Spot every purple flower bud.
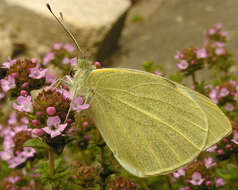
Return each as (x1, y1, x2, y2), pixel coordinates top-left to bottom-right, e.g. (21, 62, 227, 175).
(32, 119, 39, 126)
(46, 106, 56, 115)
(217, 149, 224, 155)
(179, 53, 185, 59)
(223, 138, 229, 143)
(32, 128, 44, 137)
(36, 112, 42, 117)
(205, 181, 212, 186)
(83, 121, 89, 127)
(20, 90, 27, 96)
(22, 82, 29, 89)
(94, 61, 102, 68)
(225, 144, 232, 149)
(11, 73, 18, 78)
(66, 118, 73, 123)
(31, 58, 38, 64)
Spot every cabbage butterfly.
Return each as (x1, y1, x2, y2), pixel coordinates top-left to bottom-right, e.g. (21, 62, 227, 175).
(47, 4, 231, 177)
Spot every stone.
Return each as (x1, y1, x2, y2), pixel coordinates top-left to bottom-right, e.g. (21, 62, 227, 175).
(0, 0, 131, 63)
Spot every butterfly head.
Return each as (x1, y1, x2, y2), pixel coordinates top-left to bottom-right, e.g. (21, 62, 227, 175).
(74, 58, 95, 72)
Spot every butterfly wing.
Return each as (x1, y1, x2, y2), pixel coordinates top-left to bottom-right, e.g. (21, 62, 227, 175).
(177, 84, 232, 149)
(87, 68, 208, 177)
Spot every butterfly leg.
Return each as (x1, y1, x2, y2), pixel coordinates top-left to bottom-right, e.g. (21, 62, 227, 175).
(64, 85, 79, 122)
(49, 76, 73, 90)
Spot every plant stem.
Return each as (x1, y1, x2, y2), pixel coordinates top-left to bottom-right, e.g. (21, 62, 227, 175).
(101, 146, 104, 163)
(82, 150, 88, 165)
(49, 148, 55, 190)
(191, 72, 197, 88)
(141, 180, 150, 190)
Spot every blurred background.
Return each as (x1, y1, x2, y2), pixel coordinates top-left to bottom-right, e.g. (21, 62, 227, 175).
(1, 0, 238, 74)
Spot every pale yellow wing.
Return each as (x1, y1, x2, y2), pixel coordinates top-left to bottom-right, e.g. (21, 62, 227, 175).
(177, 84, 232, 149)
(87, 68, 208, 177)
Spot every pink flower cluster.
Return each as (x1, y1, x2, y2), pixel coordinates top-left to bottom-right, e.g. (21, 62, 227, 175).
(175, 23, 232, 75)
(173, 157, 225, 189)
(42, 43, 77, 68)
(208, 80, 238, 110)
(174, 47, 206, 72)
(0, 112, 36, 168)
(205, 23, 228, 42)
(206, 121, 238, 158)
(0, 59, 48, 96)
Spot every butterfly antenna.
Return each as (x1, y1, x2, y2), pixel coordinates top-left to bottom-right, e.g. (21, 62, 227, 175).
(46, 3, 84, 56)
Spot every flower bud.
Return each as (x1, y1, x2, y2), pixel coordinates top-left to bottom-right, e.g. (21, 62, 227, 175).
(32, 128, 44, 137)
(46, 106, 56, 115)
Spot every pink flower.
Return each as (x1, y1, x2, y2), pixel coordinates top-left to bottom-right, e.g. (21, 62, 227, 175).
(8, 176, 20, 184)
(179, 187, 190, 190)
(46, 106, 56, 115)
(209, 89, 218, 104)
(8, 112, 17, 125)
(45, 73, 56, 84)
(94, 61, 102, 68)
(0, 76, 16, 92)
(154, 71, 163, 76)
(13, 96, 33, 113)
(8, 154, 27, 168)
(189, 172, 204, 186)
(56, 88, 72, 100)
(204, 157, 216, 169)
(53, 43, 63, 50)
(234, 93, 238, 101)
(173, 168, 185, 178)
(32, 128, 44, 137)
(0, 149, 14, 161)
(42, 116, 67, 138)
(196, 48, 207, 59)
(70, 57, 77, 67)
(231, 131, 238, 144)
(208, 28, 216, 35)
(215, 48, 226, 55)
(1, 59, 16, 69)
(177, 60, 189, 71)
(174, 51, 181, 60)
(0, 92, 5, 100)
(62, 57, 70, 64)
(29, 67, 48, 79)
(215, 23, 223, 29)
(72, 96, 90, 112)
(219, 87, 229, 97)
(220, 30, 228, 37)
(21, 147, 36, 158)
(64, 43, 75, 52)
(216, 42, 225, 47)
(43, 52, 55, 65)
(215, 177, 225, 187)
(224, 103, 234, 111)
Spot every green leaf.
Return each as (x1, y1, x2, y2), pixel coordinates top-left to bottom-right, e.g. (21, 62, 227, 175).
(169, 72, 183, 83)
(216, 164, 238, 180)
(23, 138, 49, 151)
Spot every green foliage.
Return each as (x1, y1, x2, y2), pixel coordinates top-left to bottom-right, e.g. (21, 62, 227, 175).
(131, 14, 144, 23)
(24, 138, 49, 152)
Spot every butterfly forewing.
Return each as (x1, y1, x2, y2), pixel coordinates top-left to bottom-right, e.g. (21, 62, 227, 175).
(87, 68, 209, 177)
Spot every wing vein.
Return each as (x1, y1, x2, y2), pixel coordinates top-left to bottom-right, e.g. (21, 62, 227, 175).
(96, 91, 201, 151)
(95, 92, 184, 162)
(98, 87, 206, 132)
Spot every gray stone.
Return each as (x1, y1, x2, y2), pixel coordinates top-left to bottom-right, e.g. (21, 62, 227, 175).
(107, 0, 238, 80)
(0, 0, 131, 62)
